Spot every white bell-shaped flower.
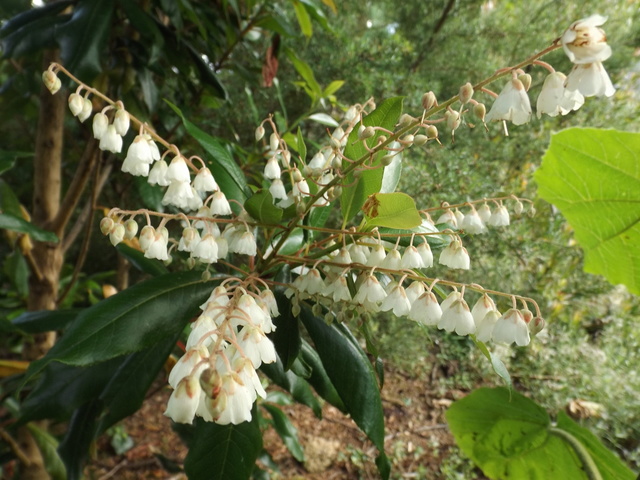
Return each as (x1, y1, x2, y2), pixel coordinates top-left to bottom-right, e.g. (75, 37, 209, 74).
(113, 108, 130, 136)
(488, 205, 510, 227)
(193, 167, 219, 193)
(165, 375, 201, 424)
(166, 155, 191, 183)
(193, 233, 219, 263)
(476, 310, 501, 343)
(99, 124, 123, 153)
(565, 62, 615, 98)
(379, 284, 411, 317)
(68, 93, 84, 117)
(210, 191, 233, 216)
(485, 78, 532, 126)
(148, 159, 170, 186)
(438, 298, 476, 336)
(536, 72, 584, 118)
(492, 308, 531, 346)
(561, 15, 612, 65)
(408, 291, 442, 326)
(92, 112, 109, 139)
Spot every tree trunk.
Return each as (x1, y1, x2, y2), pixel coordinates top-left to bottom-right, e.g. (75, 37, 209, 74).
(19, 49, 66, 480)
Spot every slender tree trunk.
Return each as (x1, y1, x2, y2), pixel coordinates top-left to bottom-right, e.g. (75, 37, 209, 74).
(19, 49, 66, 480)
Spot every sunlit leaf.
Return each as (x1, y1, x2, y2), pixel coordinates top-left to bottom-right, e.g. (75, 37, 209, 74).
(536, 128, 640, 294)
(293, 0, 312, 37)
(362, 192, 422, 230)
(340, 97, 403, 225)
(307, 112, 339, 127)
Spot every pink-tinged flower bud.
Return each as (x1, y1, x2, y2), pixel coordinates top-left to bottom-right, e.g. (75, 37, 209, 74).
(255, 125, 265, 141)
(139, 225, 155, 251)
(513, 200, 524, 215)
(397, 114, 414, 128)
(529, 316, 545, 336)
(42, 70, 61, 94)
(100, 217, 114, 235)
(421, 91, 437, 110)
(124, 219, 138, 239)
(358, 126, 375, 140)
(68, 93, 84, 117)
(269, 133, 279, 152)
(109, 223, 125, 246)
(459, 82, 474, 104)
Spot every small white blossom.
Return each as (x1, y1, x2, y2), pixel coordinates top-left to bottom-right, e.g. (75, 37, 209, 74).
(536, 72, 585, 118)
(565, 62, 615, 98)
(561, 15, 612, 64)
(193, 168, 219, 193)
(485, 78, 532, 126)
(99, 125, 123, 153)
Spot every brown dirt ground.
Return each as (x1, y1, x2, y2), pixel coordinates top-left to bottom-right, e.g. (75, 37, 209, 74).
(84, 367, 488, 480)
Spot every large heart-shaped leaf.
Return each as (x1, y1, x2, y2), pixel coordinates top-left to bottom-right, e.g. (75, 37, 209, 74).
(446, 387, 634, 480)
(536, 128, 640, 293)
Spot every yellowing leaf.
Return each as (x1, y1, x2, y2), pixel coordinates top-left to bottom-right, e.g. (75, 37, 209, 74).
(363, 192, 422, 230)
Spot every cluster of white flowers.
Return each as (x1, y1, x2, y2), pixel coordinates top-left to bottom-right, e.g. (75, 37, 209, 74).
(164, 283, 278, 424)
(486, 14, 615, 125)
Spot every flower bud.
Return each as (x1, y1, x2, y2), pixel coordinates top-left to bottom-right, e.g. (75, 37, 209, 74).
(518, 73, 532, 91)
(100, 217, 115, 235)
(459, 82, 474, 104)
(109, 223, 125, 246)
(377, 135, 387, 145)
(426, 125, 439, 139)
(92, 112, 109, 140)
(124, 219, 139, 239)
(358, 126, 375, 140)
(114, 108, 130, 136)
(42, 70, 61, 94)
(345, 105, 358, 121)
(413, 134, 429, 146)
(201, 270, 211, 281)
(473, 103, 486, 122)
(269, 133, 279, 152)
(397, 114, 414, 128)
(401, 134, 414, 145)
(68, 93, 84, 117)
(78, 98, 93, 122)
(528, 206, 537, 217)
(529, 316, 545, 336)
(421, 91, 437, 111)
(255, 125, 265, 141)
(513, 200, 524, 215)
(381, 154, 395, 166)
(292, 168, 303, 183)
(445, 110, 461, 131)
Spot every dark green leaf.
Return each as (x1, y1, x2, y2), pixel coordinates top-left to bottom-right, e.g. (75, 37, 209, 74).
(0, 149, 31, 174)
(58, 401, 102, 480)
(299, 0, 334, 32)
(4, 250, 28, 298)
(244, 190, 283, 224)
(269, 228, 305, 256)
(166, 101, 249, 208)
(11, 309, 80, 334)
(0, 179, 22, 217)
(116, 243, 169, 277)
(299, 340, 345, 411)
(116, 0, 163, 45)
(296, 127, 307, 163)
(262, 404, 305, 462)
(254, 14, 296, 37)
(25, 272, 212, 380)
(57, 0, 115, 82)
(1, 14, 67, 59)
(340, 97, 404, 225)
(0, 213, 58, 243)
(301, 308, 389, 478)
(26, 423, 66, 480)
(272, 287, 301, 371)
(0, 2, 71, 37)
(260, 358, 322, 417)
(184, 416, 262, 480)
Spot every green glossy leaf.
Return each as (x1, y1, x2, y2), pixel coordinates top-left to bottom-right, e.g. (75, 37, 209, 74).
(260, 358, 322, 417)
(446, 387, 632, 480)
(25, 272, 212, 380)
(285, 47, 322, 98)
(296, 126, 307, 162)
(272, 288, 301, 371)
(298, 0, 333, 32)
(58, 0, 114, 82)
(293, 0, 312, 37)
(473, 338, 511, 387)
(536, 128, 640, 294)
(269, 228, 305, 256)
(116, 0, 163, 45)
(341, 97, 404, 225)
(323, 80, 344, 97)
(245, 190, 284, 224)
(116, 243, 169, 277)
(300, 308, 389, 478)
(184, 416, 262, 480)
(0, 213, 58, 243)
(300, 340, 345, 411)
(4, 250, 28, 298)
(58, 401, 101, 480)
(0, 179, 22, 217)
(11, 309, 80, 334)
(0, 1, 72, 38)
(1, 14, 66, 59)
(556, 411, 635, 480)
(263, 404, 305, 462)
(254, 14, 296, 37)
(362, 192, 422, 230)
(166, 101, 249, 208)
(26, 423, 66, 480)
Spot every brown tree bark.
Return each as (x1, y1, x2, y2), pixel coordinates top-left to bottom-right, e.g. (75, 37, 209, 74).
(19, 49, 66, 480)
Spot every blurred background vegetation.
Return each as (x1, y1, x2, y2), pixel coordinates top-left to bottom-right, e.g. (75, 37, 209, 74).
(1, 0, 639, 478)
